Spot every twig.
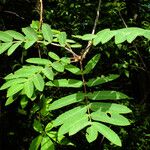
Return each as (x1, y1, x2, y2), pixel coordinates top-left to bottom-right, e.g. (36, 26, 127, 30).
(134, 45, 147, 70)
(51, 42, 79, 57)
(81, 0, 102, 60)
(3, 11, 24, 20)
(118, 11, 127, 28)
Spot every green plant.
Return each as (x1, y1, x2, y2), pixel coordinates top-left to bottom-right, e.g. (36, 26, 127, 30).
(0, 20, 150, 149)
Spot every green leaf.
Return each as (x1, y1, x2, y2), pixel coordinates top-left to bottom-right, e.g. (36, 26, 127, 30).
(51, 61, 64, 72)
(93, 29, 114, 45)
(0, 78, 27, 90)
(83, 54, 100, 74)
(86, 125, 98, 143)
(48, 52, 60, 60)
(20, 95, 28, 109)
(45, 122, 53, 132)
(33, 119, 43, 133)
(30, 20, 40, 30)
(91, 102, 132, 114)
(7, 84, 23, 97)
(29, 135, 43, 150)
(26, 58, 52, 65)
(82, 34, 96, 40)
(60, 57, 70, 65)
(22, 27, 38, 41)
(65, 64, 81, 75)
(5, 96, 15, 106)
(24, 80, 34, 98)
(0, 42, 12, 55)
(33, 74, 45, 91)
(0, 31, 13, 42)
(5, 30, 25, 41)
(42, 67, 54, 80)
(70, 43, 82, 48)
(92, 122, 122, 146)
(42, 23, 53, 43)
(143, 30, 150, 40)
(87, 91, 130, 100)
(58, 32, 67, 46)
(58, 115, 89, 136)
(91, 111, 130, 126)
(7, 41, 22, 56)
(49, 79, 82, 88)
(53, 106, 87, 127)
(114, 29, 130, 44)
(87, 74, 119, 87)
(5, 66, 43, 79)
(48, 92, 85, 110)
(24, 40, 36, 49)
(41, 136, 54, 150)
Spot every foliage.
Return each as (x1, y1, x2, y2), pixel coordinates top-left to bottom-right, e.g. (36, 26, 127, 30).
(0, 19, 150, 150)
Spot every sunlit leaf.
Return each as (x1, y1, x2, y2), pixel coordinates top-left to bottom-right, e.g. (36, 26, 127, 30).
(86, 125, 98, 143)
(48, 92, 85, 110)
(48, 52, 60, 60)
(41, 136, 54, 150)
(42, 23, 53, 43)
(24, 80, 34, 98)
(29, 135, 42, 150)
(22, 27, 38, 41)
(32, 74, 45, 91)
(0, 78, 27, 90)
(42, 67, 54, 80)
(83, 54, 100, 74)
(53, 106, 87, 127)
(0, 31, 13, 42)
(92, 122, 122, 146)
(91, 102, 132, 114)
(87, 91, 130, 100)
(5, 30, 25, 41)
(0, 42, 12, 55)
(5, 96, 15, 106)
(87, 74, 119, 87)
(58, 32, 67, 46)
(51, 61, 64, 72)
(7, 84, 23, 97)
(91, 111, 130, 126)
(7, 41, 22, 56)
(26, 58, 52, 65)
(48, 79, 83, 88)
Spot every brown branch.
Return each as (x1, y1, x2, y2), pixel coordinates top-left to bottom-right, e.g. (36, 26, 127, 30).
(39, 0, 43, 30)
(81, 0, 102, 60)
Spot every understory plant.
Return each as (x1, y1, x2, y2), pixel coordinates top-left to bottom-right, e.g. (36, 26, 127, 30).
(0, 20, 150, 149)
